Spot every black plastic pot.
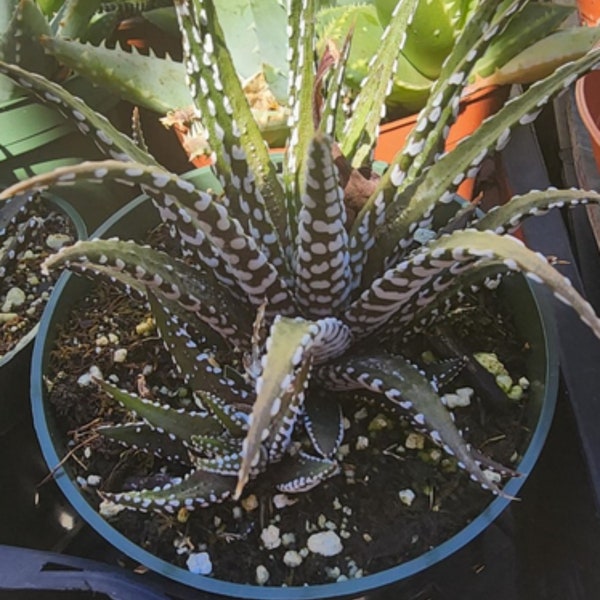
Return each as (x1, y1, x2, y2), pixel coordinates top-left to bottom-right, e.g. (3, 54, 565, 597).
(30, 167, 559, 599)
(0, 544, 190, 599)
(0, 194, 87, 436)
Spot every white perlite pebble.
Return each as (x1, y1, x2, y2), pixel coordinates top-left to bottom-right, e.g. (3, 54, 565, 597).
(99, 499, 125, 518)
(46, 233, 72, 250)
(255, 565, 270, 585)
(113, 348, 128, 363)
(76, 365, 103, 387)
(260, 524, 281, 549)
(443, 387, 474, 408)
(405, 432, 425, 450)
(283, 550, 303, 568)
(186, 552, 212, 575)
(2, 287, 26, 312)
(307, 530, 343, 557)
(86, 474, 101, 487)
(355, 435, 369, 450)
(399, 488, 416, 506)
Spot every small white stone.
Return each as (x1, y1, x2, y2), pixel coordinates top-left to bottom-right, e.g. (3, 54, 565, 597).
(281, 532, 296, 547)
(483, 469, 502, 484)
(186, 552, 212, 575)
(355, 435, 369, 451)
(399, 488, 416, 506)
(405, 432, 425, 450)
(86, 474, 101, 487)
(353, 406, 368, 421)
(113, 348, 128, 363)
(2, 287, 26, 312)
(46, 233, 72, 250)
(307, 530, 343, 556)
(283, 550, 303, 568)
(255, 565, 270, 585)
(95, 335, 109, 347)
(443, 387, 473, 408)
(260, 524, 281, 549)
(99, 499, 125, 517)
(273, 493, 297, 509)
(108, 333, 119, 344)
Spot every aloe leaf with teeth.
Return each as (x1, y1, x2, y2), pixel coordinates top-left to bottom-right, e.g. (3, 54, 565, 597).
(4, 0, 600, 513)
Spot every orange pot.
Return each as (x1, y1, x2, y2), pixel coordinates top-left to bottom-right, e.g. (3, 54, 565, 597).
(374, 85, 509, 200)
(575, 69, 600, 170)
(577, 0, 600, 26)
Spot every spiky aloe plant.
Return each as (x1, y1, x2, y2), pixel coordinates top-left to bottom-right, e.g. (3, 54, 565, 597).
(2, 0, 600, 514)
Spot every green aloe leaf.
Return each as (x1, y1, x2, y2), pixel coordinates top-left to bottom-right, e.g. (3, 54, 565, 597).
(103, 468, 235, 512)
(474, 188, 600, 234)
(294, 134, 351, 317)
(0, 159, 296, 317)
(361, 44, 600, 282)
(345, 229, 600, 341)
(320, 353, 513, 496)
(0, 61, 157, 164)
(41, 36, 191, 114)
(43, 237, 253, 348)
(174, 0, 289, 255)
(97, 422, 190, 463)
(97, 379, 223, 442)
(340, 0, 419, 168)
(51, 0, 102, 40)
(236, 316, 319, 498)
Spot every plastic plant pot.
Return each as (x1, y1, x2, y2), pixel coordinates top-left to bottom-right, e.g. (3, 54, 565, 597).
(575, 69, 600, 172)
(374, 85, 510, 200)
(30, 167, 559, 599)
(0, 544, 194, 599)
(577, 0, 600, 26)
(0, 194, 87, 436)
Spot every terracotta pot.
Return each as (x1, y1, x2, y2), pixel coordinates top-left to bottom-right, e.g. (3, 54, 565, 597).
(575, 69, 600, 171)
(577, 0, 600, 26)
(374, 86, 510, 200)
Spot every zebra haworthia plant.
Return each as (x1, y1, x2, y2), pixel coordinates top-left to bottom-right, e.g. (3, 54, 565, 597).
(2, 0, 600, 513)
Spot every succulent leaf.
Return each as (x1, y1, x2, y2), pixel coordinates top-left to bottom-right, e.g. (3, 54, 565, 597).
(147, 291, 252, 400)
(0, 160, 296, 317)
(44, 237, 253, 348)
(103, 468, 235, 512)
(236, 316, 319, 498)
(341, 0, 419, 168)
(294, 134, 351, 317)
(474, 188, 600, 234)
(0, 61, 157, 164)
(41, 36, 192, 114)
(345, 229, 600, 341)
(97, 422, 189, 463)
(319, 353, 510, 496)
(270, 451, 339, 493)
(361, 45, 600, 281)
(174, 0, 289, 257)
(96, 379, 223, 442)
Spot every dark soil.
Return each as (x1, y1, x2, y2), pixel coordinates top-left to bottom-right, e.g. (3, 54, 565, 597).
(0, 197, 77, 359)
(42, 246, 535, 588)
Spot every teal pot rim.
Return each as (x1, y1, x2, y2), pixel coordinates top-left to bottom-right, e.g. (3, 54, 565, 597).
(0, 193, 87, 370)
(31, 168, 559, 599)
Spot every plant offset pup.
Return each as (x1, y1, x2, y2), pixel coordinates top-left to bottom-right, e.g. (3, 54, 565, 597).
(2, 0, 600, 512)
